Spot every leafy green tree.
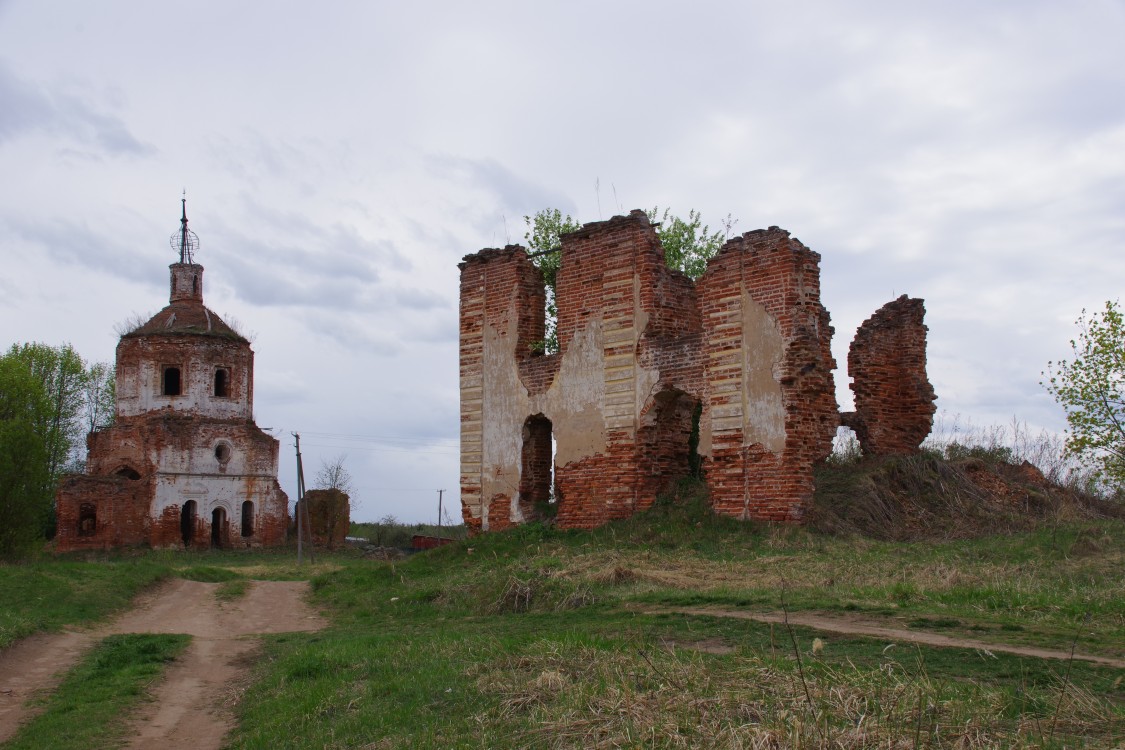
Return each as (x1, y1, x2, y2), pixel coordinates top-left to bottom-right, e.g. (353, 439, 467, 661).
(0, 352, 52, 556)
(83, 361, 116, 434)
(7, 343, 88, 477)
(524, 209, 582, 354)
(524, 207, 734, 353)
(645, 207, 730, 280)
(1042, 300, 1125, 492)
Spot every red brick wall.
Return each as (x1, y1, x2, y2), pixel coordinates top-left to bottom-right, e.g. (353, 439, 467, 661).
(697, 227, 838, 522)
(846, 295, 936, 455)
(458, 214, 932, 533)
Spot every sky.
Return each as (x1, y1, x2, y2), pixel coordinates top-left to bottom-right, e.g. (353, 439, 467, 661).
(1, 1, 1123, 523)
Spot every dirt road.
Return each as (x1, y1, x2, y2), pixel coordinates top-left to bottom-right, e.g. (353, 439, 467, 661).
(648, 606, 1125, 668)
(0, 578, 326, 748)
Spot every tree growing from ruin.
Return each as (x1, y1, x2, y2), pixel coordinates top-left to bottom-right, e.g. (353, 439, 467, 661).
(524, 207, 734, 352)
(1042, 300, 1125, 493)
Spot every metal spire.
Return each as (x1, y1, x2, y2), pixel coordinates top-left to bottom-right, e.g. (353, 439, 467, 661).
(170, 190, 199, 264)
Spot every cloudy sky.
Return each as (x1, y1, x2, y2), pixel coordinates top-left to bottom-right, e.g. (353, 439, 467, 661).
(2, 1, 1122, 523)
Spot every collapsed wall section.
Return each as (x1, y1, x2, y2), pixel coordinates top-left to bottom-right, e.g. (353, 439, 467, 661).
(696, 228, 838, 521)
(845, 295, 936, 455)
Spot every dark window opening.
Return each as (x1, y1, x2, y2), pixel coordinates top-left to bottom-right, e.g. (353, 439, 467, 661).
(116, 466, 141, 480)
(214, 443, 231, 463)
(180, 500, 196, 547)
(163, 366, 182, 396)
(214, 368, 229, 397)
(78, 503, 97, 536)
(211, 507, 227, 549)
(519, 414, 554, 519)
(241, 501, 254, 537)
(192, 276, 198, 296)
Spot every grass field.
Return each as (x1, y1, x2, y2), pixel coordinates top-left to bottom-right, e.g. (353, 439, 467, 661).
(2, 497, 1123, 748)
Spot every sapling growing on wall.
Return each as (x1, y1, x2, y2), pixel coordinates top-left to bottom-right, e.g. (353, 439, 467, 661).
(524, 207, 735, 353)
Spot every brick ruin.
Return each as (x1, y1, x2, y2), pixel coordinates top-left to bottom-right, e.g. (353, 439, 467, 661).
(459, 210, 936, 531)
(298, 489, 350, 550)
(55, 209, 289, 551)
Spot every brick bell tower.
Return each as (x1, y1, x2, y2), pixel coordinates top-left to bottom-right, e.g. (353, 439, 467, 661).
(54, 197, 290, 551)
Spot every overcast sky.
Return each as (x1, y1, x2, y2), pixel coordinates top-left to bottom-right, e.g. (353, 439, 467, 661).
(2, 1, 1123, 523)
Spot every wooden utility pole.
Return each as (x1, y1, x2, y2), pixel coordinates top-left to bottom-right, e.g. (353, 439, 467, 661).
(293, 433, 315, 565)
(437, 489, 445, 530)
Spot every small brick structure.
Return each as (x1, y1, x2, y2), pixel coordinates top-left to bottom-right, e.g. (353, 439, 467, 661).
(459, 210, 936, 531)
(297, 489, 350, 550)
(55, 207, 289, 551)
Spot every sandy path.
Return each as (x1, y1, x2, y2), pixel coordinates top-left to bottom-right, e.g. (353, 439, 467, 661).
(0, 578, 327, 747)
(648, 606, 1125, 669)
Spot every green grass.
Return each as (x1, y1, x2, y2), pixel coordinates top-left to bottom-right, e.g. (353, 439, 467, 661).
(215, 579, 251, 601)
(4, 633, 190, 750)
(3, 499, 1122, 748)
(222, 512, 1125, 748)
(0, 559, 169, 649)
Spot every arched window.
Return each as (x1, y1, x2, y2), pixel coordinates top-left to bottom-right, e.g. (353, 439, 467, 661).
(116, 466, 141, 480)
(241, 501, 255, 537)
(211, 507, 227, 549)
(162, 366, 182, 396)
(78, 503, 97, 536)
(180, 500, 196, 547)
(214, 368, 230, 398)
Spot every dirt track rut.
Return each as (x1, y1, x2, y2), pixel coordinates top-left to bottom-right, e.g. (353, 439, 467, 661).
(0, 579, 326, 748)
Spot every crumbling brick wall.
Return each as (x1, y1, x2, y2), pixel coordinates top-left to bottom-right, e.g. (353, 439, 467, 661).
(459, 211, 935, 532)
(843, 295, 937, 455)
(696, 228, 838, 521)
(298, 489, 350, 549)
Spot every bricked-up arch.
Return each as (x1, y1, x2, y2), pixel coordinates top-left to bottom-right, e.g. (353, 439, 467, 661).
(180, 500, 196, 546)
(116, 466, 142, 480)
(78, 503, 97, 536)
(519, 414, 554, 519)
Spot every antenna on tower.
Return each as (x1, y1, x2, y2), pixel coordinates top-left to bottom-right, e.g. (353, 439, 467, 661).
(170, 191, 200, 264)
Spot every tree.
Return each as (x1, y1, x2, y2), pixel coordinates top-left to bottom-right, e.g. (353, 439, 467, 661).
(83, 361, 116, 434)
(7, 343, 87, 477)
(1042, 300, 1125, 492)
(0, 352, 52, 557)
(524, 209, 582, 354)
(645, 207, 732, 280)
(524, 207, 734, 353)
(314, 454, 355, 496)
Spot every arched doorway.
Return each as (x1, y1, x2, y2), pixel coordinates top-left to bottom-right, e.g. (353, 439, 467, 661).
(241, 501, 254, 537)
(180, 500, 197, 547)
(211, 507, 227, 549)
(519, 414, 554, 520)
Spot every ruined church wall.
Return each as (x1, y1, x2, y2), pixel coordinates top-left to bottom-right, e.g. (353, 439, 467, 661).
(459, 213, 704, 531)
(696, 228, 838, 521)
(55, 475, 154, 551)
(846, 295, 936, 455)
